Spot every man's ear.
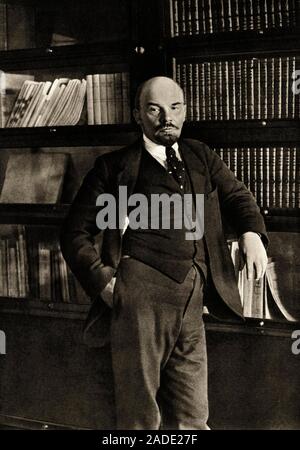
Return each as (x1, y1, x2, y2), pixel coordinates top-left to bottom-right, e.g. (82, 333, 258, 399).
(183, 103, 187, 120)
(133, 108, 142, 125)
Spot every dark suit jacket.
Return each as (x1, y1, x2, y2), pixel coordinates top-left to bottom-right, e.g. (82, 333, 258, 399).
(60, 138, 267, 346)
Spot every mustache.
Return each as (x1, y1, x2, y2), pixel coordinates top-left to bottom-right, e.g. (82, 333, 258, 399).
(156, 123, 179, 131)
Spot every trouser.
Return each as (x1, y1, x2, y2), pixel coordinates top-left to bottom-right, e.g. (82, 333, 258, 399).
(110, 257, 209, 430)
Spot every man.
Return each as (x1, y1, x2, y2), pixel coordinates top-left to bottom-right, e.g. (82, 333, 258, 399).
(60, 76, 268, 430)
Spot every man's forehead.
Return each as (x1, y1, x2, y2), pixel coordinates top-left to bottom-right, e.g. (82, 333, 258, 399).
(142, 83, 184, 104)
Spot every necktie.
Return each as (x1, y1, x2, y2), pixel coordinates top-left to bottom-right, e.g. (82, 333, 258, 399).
(165, 146, 185, 190)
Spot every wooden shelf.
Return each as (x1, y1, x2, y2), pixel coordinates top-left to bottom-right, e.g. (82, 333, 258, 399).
(182, 120, 300, 146)
(0, 41, 136, 71)
(204, 314, 300, 338)
(0, 204, 298, 231)
(0, 296, 298, 336)
(166, 29, 300, 59)
(262, 209, 300, 232)
(0, 120, 299, 148)
(0, 204, 70, 225)
(0, 124, 139, 148)
(0, 297, 90, 320)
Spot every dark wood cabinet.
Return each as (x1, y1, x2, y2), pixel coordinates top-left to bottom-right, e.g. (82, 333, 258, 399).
(0, 0, 299, 429)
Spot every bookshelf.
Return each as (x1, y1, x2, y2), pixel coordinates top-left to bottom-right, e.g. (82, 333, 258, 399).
(0, 0, 299, 430)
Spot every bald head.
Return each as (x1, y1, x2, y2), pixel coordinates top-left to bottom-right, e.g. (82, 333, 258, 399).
(133, 76, 186, 146)
(134, 77, 185, 110)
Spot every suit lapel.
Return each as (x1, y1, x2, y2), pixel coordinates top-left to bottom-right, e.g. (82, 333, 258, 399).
(116, 139, 143, 193)
(179, 139, 208, 194)
(115, 139, 143, 236)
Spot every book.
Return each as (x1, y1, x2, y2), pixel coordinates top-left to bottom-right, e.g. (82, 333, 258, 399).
(0, 152, 69, 204)
(174, 55, 299, 121)
(0, 73, 35, 127)
(168, 0, 298, 35)
(265, 261, 298, 321)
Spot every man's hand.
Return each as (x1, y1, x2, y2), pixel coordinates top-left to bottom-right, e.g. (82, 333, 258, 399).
(99, 264, 116, 308)
(100, 276, 116, 308)
(238, 232, 268, 280)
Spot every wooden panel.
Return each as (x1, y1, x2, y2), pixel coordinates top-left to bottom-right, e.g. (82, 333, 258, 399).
(207, 329, 300, 429)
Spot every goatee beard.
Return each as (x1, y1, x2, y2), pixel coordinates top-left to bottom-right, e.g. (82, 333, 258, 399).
(156, 134, 178, 146)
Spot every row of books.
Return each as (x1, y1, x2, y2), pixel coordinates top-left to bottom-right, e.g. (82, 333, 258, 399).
(0, 71, 131, 127)
(174, 56, 299, 120)
(6, 77, 87, 128)
(86, 72, 131, 125)
(0, 226, 90, 304)
(229, 241, 298, 321)
(169, 0, 298, 36)
(214, 146, 300, 208)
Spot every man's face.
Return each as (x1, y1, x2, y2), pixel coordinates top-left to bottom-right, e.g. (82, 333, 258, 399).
(134, 78, 186, 146)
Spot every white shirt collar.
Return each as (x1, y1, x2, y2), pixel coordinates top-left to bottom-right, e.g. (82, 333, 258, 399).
(142, 134, 180, 168)
(143, 134, 179, 153)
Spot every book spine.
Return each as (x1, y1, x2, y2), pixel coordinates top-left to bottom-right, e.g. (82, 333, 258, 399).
(275, 147, 284, 207)
(230, 147, 238, 177)
(173, 0, 179, 36)
(253, 58, 261, 119)
(169, 0, 174, 37)
(282, 147, 291, 207)
(275, 57, 282, 118)
(121, 72, 131, 124)
(92, 74, 101, 125)
(247, 59, 254, 119)
(290, 146, 296, 207)
(99, 73, 108, 124)
(269, 147, 276, 207)
(228, 60, 236, 120)
(281, 56, 289, 118)
(179, 0, 186, 35)
(274, 0, 283, 27)
(204, 62, 212, 120)
(7, 239, 19, 298)
(252, 278, 264, 319)
(295, 146, 300, 207)
(199, 63, 206, 120)
(38, 244, 49, 300)
(241, 59, 247, 119)
(232, 0, 240, 30)
(263, 147, 270, 208)
(237, 147, 244, 182)
(260, 58, 268, 119)
(114, 73, 123, 124)
(200, 0, 206, 34)
(207, 0, 213, 33)
(210, 61, 218, 120)
(250, 147, 257, 200)
(192, 0, 199, 34)
(186, 63, 193, 120)
(243, 147, 251, 190)
(186, 0, 193, 35)
(106, 73, 116, 124)
(253, 0, 261, 30)
(192, 63, 200, 120)
(215, 61, 223, 120)
(256, 147, 264, 207)
(267, 58, 275, 119)
(289, 57, 296, 118)
(246, 0, 254, 30)
(239, 0, 247, 30)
